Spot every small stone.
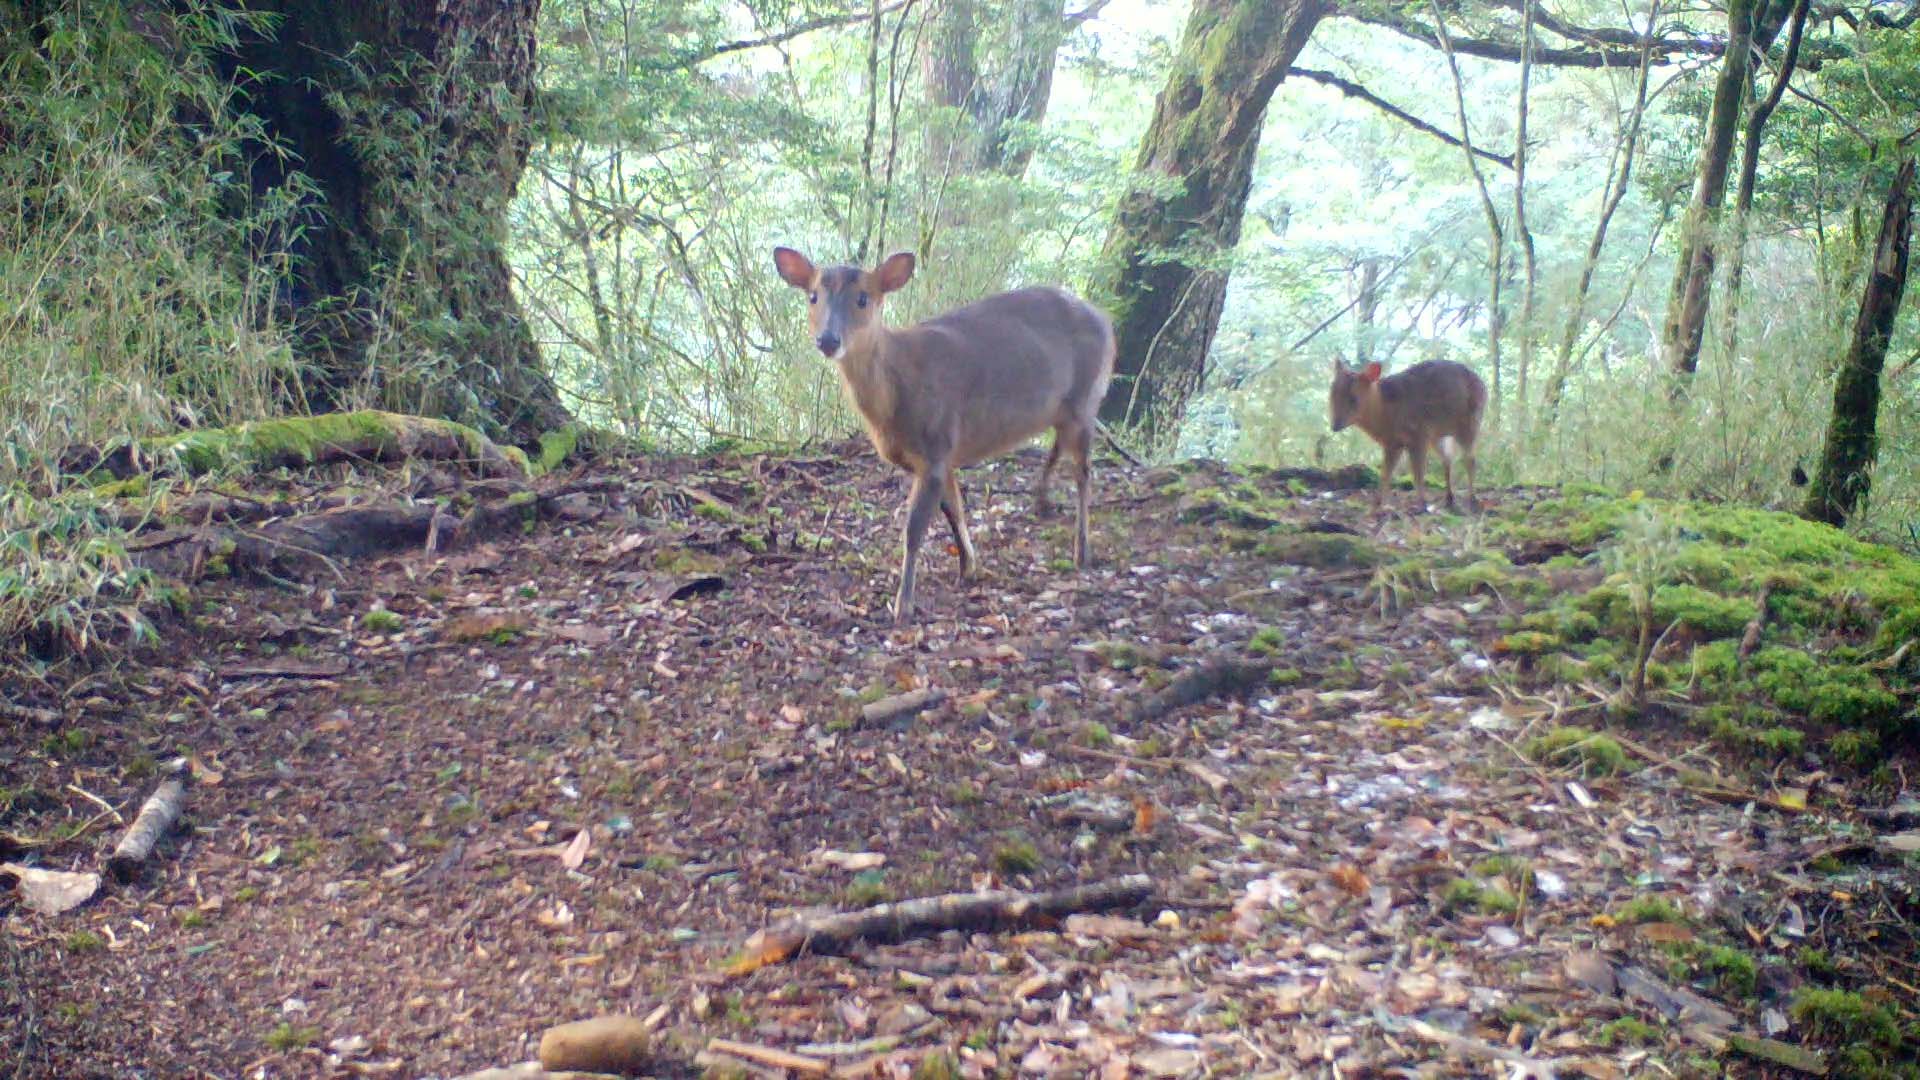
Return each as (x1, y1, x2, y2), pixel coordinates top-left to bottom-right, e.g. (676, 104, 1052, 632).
(874, 1002, 932, 1036)
(537, 1015, 651, 1074)
(1153, 909, 1180, 931)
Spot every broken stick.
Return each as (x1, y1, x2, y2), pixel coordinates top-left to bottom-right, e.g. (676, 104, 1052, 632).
(859, 687, 945, 727)
(107, 776, 187, 882)
(730, 874, 1152, 974)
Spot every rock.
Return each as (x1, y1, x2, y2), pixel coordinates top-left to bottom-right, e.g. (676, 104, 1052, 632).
(537, 1015, 653, 1075)
(873, 1002, 932, 1037)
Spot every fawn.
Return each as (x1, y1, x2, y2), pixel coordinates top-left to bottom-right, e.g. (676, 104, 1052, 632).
(1328, 358, 1486, 512)
(773, 247, 1115, 623)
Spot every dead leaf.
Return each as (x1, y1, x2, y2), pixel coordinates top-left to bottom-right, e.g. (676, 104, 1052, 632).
(725, 930, 799, 976)
(443, 613, 531, 644)
(560, 829, 592, 871)
(1885, 831, 1920, 853)
(1563, 950, 1617, 996)
(1, 863, 101, 914)
(651, 575, 724, 603)
(1637, 921, 1694, 945)
(1327, 864, 1369, 898)
(1133, 797, 1158, 834)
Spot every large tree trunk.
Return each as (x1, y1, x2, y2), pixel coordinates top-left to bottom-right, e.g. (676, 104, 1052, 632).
(923, 0, 1069, 180)
(216, 1, 567, 447)
(1804, 156, 1914, 529)
(1659, 0, 1795, 387)
(1095, 0, 1329, 446)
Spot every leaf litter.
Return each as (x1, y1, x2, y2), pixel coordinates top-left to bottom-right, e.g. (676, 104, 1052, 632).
(0, 443, 1915, 1078)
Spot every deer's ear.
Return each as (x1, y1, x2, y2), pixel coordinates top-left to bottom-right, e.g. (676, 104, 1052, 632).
(1360, 361, 1384, 384)
(876, 251, 917, 294)
(773, 247, 815, 289)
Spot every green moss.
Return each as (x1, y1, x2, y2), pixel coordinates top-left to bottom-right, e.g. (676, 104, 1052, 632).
(991, 839, 1042, 876)
(1438, 556, 1518, 598)
(265, 1023, 320, 1053)
(63, 930, 104, 953)
(1790, 987, 1903, 1052)
(1650, 583, 1754, 639)
(1248, 626, 1286, 656)
(1597, 1017, 1662, 1047)
(140, 411, 530, 479)
(1495, 630, 1560, 656)
(1522, 726, 1627, 776)
(1255, 532, 1382, 569)
(1440, 877, 1517, 915)
(361, 608, 405, 634)
(1613, 895, 1687, 925)
(534, 424, 581, 474)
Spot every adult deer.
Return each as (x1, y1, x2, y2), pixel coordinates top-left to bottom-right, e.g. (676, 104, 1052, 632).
(773, 247, 1115, 623)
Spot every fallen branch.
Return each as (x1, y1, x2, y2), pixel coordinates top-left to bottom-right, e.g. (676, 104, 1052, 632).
(107, 776, 187, 882)
(1736, 585, 1772, 664)
(1726, 1034, 1826, 1075)
(1125, 656, 1272, 726)
(859, 687, 946, 727)
(702, 1039, 829, 1077)
(728, 874, 1153, 974)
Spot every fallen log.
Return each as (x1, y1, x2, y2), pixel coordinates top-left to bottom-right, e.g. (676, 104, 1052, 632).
(60, 410, 528, 483)
(1125, 655, 1272, 726)
(108, 776, 187, 882)
(727, 874, 1153, 975)
(859, 687, 946, 727)
(702, 1038, 829, 1077)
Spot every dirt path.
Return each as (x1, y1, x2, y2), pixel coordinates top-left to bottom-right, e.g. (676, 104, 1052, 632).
(2, 448, 1910, 1079)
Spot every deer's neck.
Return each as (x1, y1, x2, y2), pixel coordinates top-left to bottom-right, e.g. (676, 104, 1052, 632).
(837, 326, 902, 426)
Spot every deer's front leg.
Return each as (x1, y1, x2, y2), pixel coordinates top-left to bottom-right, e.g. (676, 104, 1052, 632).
(894, 467, 949, 623)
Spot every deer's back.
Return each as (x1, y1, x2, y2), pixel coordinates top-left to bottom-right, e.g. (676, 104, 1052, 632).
(887, 287, 1113, 465)
(1377, 360, 1487, 442)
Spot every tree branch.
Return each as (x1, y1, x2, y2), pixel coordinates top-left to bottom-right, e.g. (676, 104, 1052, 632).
(1290, 68, 1514, 169)
(1064, 0, 1113, 26)
(662, 0, 914, 67)
(1339, 5, 1720, 67)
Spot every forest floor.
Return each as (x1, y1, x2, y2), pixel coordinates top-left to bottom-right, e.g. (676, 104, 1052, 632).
(2, 444, 1917, 1080)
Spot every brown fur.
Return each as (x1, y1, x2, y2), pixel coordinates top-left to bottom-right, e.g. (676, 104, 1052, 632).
(1329, 358, 1487, 512)
(774, 247, 1115, 623)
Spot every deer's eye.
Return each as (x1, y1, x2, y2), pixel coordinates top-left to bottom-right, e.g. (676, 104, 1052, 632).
(808, 292, 818, 305)
(857, 292, 869, 308)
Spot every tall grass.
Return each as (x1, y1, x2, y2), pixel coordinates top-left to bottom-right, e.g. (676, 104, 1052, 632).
(0, 2, 307, 656)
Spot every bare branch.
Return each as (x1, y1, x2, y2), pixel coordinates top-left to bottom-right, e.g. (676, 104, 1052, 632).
(1064, 0, 1114, 26)
(1289, 68, 1514, 169)
(1339, 4, 1720, 67)
(660, 0, 914, 68)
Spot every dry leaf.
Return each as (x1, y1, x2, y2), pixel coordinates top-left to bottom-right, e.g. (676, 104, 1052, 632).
(1637, 921, 1694, 945)
(560, 828, 592, 871)
(725, 931, 798, 976)
(2, 863, 101, 915)
(1133, 798, 1158, 834)
(1327, 864, 1369, 898)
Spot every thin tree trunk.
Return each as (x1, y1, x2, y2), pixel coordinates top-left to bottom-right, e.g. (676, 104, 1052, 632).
(1094, 0, 1329, 447)
(1353, 258, 1381, 367)
(1431, 0, 1505, 421)
(1512, 0, 1539, 440)
(1542, 4, 1658, 426)
(1721, 0, 1810, 361)
(1804, 156, 1914, 528)
(1660, 0, 1796, 389)
(215, 0, 567, 446)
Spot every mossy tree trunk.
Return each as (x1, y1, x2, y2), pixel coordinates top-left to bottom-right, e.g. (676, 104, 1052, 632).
(212, 0, 568, 447)
(1804, 156, 1914, 529)
(1093, 0, 1329, 448)
(1659, 0, 1797, 387)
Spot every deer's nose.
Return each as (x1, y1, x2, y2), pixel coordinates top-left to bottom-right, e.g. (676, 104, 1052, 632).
(816, 332, 841, 356)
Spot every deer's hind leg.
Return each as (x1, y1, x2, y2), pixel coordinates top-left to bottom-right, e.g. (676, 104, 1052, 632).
(1066, 422, 1094, 567)
(941, 471, 977, 577)
(1034, 429, 1065, 518)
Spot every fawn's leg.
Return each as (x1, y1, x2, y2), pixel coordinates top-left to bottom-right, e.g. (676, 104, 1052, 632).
(941, 471, 977, 577)
(1465, 445, 1480, 512)
(894, 467, 948, 624)
(1409, 443, 1430, 513)
(1376, 446, 1404, 511)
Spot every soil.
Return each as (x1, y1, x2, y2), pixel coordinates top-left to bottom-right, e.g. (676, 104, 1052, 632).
(2, 445, 1914, 1079)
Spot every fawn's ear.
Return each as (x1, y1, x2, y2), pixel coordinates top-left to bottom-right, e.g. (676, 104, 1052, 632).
(773, 247, 816, 289)
(875, 251, 917, 294)
(1360, 361, 1384, 384)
